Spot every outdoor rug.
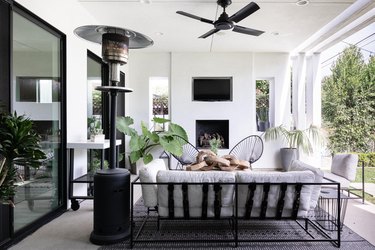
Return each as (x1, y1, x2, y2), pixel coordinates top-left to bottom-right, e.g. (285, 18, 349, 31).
(100, 198, 375, 250)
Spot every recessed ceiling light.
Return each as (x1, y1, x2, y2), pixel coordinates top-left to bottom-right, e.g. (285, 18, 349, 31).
(140, 0, 152, 4)
(271, 31, 279, 36)
(296, 0, 309, 6)
(155, 32, 164, 36)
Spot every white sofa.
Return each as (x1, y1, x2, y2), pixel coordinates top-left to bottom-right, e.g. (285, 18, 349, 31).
(133, 160, 339, 247)
(138, 160, 323, 219)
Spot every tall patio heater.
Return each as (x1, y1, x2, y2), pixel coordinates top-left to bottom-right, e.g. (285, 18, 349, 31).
(74, 25, 153, 245)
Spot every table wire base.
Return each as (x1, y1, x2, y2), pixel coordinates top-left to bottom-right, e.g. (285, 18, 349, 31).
(314, 188, 349, 231)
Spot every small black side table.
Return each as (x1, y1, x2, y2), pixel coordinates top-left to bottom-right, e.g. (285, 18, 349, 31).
(315, 187, 355, 231)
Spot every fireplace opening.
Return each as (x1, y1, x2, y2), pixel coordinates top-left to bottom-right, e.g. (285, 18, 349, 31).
(196, 120, 229, 149)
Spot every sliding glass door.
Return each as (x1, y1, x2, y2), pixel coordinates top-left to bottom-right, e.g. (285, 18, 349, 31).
(10, 4, 66, 234)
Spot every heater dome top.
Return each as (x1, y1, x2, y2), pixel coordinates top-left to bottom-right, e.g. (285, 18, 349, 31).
(74, 25, 154, 49)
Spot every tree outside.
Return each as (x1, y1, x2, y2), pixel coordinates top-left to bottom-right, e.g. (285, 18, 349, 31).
(322, 45, 375, 154)
(256, 80, 270, 132)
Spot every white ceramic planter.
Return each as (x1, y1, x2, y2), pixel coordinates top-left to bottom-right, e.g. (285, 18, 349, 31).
(90, 134, 105, 142)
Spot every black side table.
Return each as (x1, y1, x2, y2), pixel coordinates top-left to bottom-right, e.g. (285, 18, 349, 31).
(315, 187, 355, 231)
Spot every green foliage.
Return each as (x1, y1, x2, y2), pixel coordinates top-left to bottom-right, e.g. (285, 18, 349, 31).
(88, 116, 103, 136)
(0, 112, 46, 203)
(264, 125, 324, 155)
(358, 152, 375, 167)
(256, 80, 269, 122)
(209, 138, 222, 155)
(353, 167, 375, 204)
(354, 167, 375, 184)
(92, 90, 102, 115)
(322, 46, 375, 153)
(116, 116, 188, 165)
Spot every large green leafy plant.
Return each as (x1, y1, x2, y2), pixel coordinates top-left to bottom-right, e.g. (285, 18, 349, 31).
(0, 112, 46, 204)
(264, 125, 323, 155)
(116, 116, 188, 164)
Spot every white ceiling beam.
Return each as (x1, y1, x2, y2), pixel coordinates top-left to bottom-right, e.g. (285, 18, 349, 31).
(292, 0, 375, 54)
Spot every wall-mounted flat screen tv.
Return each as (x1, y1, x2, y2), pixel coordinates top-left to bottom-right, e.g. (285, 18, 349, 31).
(192, 77, 233, 102)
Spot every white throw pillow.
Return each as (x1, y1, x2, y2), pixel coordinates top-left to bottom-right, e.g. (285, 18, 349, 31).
(289, 160, 324, 209)
(138, 159, 167, 208)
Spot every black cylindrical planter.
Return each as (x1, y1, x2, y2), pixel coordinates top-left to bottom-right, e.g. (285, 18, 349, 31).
(90, 168, 130, 245)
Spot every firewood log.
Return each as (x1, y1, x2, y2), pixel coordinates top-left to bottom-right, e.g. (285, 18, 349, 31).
(186, 161, 208, 171)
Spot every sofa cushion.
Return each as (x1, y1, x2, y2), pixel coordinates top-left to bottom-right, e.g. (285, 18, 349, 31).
(157, 170, 236, 218)
(331, 154, 358, 182)
(323, 172, 351, 188)
(236, 171, 314, 218)
(138, 159, 167, 208)
(289, 160, 324, 209)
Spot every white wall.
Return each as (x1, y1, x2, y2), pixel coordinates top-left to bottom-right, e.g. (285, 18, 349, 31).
(171, 52, 254, 154)
(128, 52, 291, 169)
(254, 53, 291, 127)
(127, 52, 171, 126)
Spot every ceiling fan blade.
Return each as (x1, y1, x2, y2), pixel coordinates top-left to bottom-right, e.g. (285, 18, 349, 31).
(233, 25, 264, 36)
(229, 2, 260, 23)
(176, 11, 214, 25)
(199, 29, 220, 39)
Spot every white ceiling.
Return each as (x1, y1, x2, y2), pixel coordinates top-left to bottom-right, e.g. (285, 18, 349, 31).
(77, 0, 356, 53)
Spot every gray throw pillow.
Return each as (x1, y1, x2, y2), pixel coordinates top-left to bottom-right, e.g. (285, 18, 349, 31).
(331, 154, 358, 181)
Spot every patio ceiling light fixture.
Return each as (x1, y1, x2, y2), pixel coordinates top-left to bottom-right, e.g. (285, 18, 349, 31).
(296, 0, 310, 6)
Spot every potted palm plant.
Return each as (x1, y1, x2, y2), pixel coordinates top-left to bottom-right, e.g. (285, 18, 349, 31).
(263, 125, 323, 171)
(116, 116, 188, 167)
(0, 112, 46, 243)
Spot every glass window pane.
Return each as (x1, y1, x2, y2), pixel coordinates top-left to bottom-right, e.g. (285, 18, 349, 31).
(12, 12, 62, 232)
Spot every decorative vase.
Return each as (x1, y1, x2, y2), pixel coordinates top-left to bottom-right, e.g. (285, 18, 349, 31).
(280, 148, 299, 171)
(258, 121, 270, 132)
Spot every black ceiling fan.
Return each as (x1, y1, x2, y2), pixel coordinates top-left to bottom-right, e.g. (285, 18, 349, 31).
(176, 0, 264, 39)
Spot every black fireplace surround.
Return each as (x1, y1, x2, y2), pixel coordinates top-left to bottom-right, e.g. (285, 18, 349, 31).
(196, 120, 229, 149)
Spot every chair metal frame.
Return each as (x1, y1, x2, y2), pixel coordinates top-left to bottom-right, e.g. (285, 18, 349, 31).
(170, 135, 200, 170)
(324, 160, 365, 204)
(229, 135, 264, 165)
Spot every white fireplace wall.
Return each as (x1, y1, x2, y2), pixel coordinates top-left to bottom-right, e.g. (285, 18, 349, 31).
(170, 52, 254, 154)
(128, 51, 291, 169)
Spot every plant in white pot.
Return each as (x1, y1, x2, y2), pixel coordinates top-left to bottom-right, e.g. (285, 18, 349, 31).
(116, 116, 188, 169)
(88, 116, 104, 142)
(263, 125, 323, 171)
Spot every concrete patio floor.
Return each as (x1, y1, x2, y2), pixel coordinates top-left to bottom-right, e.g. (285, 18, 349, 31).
(8, 176, 375, 250)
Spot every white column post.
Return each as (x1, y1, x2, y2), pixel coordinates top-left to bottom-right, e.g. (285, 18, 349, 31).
(305, 53, 323, 166)
(291, 53, 306, 129)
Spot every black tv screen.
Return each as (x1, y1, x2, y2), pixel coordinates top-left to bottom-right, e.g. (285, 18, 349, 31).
(192, 77, 232, 101)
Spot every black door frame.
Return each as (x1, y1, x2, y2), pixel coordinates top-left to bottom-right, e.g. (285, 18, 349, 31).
(0, 0, 67, 248)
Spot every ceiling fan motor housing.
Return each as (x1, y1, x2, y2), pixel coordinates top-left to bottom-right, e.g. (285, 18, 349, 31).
(214, 12, 234, 30)
(217, 0, 232, 8)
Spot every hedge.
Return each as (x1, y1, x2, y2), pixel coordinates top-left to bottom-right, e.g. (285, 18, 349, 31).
(358, 152, 375, 167)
